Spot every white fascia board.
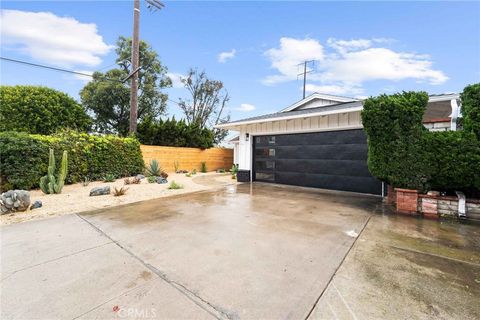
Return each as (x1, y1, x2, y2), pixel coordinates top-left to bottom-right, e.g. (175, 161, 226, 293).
(280, 93, 358, 113)
(428, 93, 459, 102)
(216, 106, 363, 130)
(250, 124, 364, 137)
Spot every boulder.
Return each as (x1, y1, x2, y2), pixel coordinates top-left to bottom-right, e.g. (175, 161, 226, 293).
(156, 177, 168, 184)
(30, 200, 43, 210)
(89, 186, 111, 196)
(136, 174, 145, 180)
(1, 190, 30, 214)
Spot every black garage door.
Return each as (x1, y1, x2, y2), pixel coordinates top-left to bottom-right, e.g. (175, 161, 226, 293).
(253, 129, 382, 195)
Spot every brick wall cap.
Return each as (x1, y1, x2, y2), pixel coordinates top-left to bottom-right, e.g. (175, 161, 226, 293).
(418, 194, 480, 204)
(395, 188, 418, 193)
(419, 194, 457, 201)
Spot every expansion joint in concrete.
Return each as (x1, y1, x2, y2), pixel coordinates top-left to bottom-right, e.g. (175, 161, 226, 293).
(304, 215, 372, 320)
(75, 213, 235, 320)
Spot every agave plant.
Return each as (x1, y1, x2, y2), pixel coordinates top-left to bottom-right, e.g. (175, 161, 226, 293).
(146, 159, 161, 176)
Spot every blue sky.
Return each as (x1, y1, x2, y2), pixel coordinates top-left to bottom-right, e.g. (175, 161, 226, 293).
(1, 1, 479, 121)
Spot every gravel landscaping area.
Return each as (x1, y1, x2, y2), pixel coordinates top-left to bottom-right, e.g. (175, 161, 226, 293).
(0, 172, 236, 225)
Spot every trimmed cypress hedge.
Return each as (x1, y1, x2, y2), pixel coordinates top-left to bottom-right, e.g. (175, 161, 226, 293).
(362, 87, 480, 193)
(0, 131, 144, 191)
(137, 117, 214, 149)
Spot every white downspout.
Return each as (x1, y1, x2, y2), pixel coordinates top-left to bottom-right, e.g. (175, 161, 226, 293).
(451, 99, 466, 218)
(456, 191, 466, 218)
(450, 99, 460, 131)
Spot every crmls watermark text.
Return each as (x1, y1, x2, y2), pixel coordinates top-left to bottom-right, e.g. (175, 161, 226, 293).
(113, 306, 157, 319)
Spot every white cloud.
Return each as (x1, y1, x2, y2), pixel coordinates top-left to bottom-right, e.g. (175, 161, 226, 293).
(263, 37, 324, 85)
(235, 103, 256, 112)
(166, 72, 185, 88)
(320, 48, 448, 85)
(305, 83, 363, 96)
(327, 38, 373, 54)
(263, 37, 448, 95)
(72, 70, 93, 82)
(218, 49, 236, 63)
(0, 9, 112, 67)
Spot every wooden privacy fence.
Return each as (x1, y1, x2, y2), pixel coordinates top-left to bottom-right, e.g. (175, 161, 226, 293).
(140, 145, 234, 173)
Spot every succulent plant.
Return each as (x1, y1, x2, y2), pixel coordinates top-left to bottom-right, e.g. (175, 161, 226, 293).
(39, 149, 68, 194)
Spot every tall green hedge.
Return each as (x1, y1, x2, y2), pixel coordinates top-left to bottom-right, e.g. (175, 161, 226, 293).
(137, 117, 214, 149)
(0, 131, 144, 191)
(0, 85, 91, 134)
(461, 83, 480, 139)
(362, 88, 480, 193)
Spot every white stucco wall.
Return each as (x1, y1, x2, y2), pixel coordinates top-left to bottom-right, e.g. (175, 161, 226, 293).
(235, 111, 363, 171)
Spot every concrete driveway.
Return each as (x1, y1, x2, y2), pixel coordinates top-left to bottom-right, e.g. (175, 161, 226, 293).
(1, 183, 479, 319)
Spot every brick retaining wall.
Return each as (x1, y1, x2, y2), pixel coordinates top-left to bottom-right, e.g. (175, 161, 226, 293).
(392, 186, 480, 221)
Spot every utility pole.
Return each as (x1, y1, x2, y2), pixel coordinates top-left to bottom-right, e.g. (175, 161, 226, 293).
(297, 60, 315, 99)
(128, 0, 164, 134)
(129, 0, 140, 134)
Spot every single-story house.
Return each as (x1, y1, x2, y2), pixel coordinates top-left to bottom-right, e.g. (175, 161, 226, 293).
(217, 92, 460, 195)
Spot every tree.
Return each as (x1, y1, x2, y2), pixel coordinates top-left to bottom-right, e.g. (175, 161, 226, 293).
(0, 85, 91, 135)
(178, 69, 230, 144)
(80, 36, 171, 136)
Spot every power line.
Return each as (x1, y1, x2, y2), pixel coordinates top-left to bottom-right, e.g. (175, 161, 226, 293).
(0, 56, 122, 83)
(297, 60, 315, 99)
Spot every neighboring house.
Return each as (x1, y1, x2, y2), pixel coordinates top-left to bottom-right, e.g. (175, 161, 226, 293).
(218, 93, 460, 195)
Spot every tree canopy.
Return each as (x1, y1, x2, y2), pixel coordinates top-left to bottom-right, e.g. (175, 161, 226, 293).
(178, 69, 230, 144)
(0, 85, 91, 135)
(80, 36, 171, 136)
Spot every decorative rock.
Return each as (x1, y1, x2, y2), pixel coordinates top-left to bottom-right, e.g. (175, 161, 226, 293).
(89, 186, 111, 196)
(30, 200, 43, 210)
(136, 174, 145, 180)
(156, 177, 168, 184)
(1, 190, 30, 214)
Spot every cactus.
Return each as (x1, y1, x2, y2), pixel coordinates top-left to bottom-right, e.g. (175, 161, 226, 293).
(39, 149, 68, 194)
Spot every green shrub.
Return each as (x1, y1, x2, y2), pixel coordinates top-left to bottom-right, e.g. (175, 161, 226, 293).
(137, 117, 214, 149)
(362, 90, 480, 193)
(147, 176, 157, 183)
(168, 181, 183, 189)
(0, 131, 144, 191)
(461, 83, 480, 139)
(0, 85, 91, 134)
(103, 174, 116, 182)
(200, 161, 207, 173)
(422, 131, 480, 191)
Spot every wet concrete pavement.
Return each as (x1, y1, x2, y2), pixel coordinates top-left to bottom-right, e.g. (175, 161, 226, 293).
(1, 183, 479, 319)
(310, 214, 480, 320)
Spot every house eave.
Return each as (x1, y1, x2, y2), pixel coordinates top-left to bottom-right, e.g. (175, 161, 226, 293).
(216, 106, 363, 130)
(280, 93, 358, 113)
